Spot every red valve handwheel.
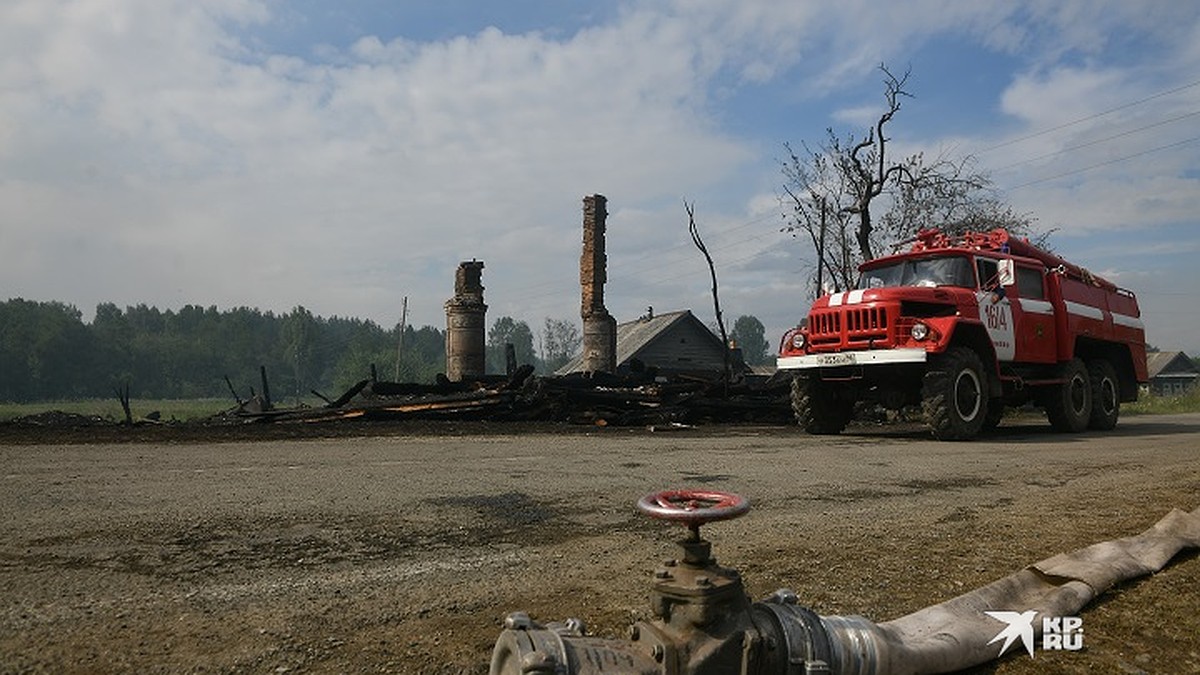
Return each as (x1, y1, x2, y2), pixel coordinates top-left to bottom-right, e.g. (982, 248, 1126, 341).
(636, 489, 749, 528)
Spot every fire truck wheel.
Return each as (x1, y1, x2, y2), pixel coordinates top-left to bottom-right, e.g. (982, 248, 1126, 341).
(1045, 357, 1092, 432)
(1087, 359, 1120, 430)
(922, 346, 987, 441)
(791, 374, 854, 434)
(983, 398, 1005, 431)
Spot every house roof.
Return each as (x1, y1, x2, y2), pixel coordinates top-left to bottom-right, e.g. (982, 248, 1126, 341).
(556, 309, 725, 375)
(1146, 351, 1199, 379)
(614, 309, 723, 363)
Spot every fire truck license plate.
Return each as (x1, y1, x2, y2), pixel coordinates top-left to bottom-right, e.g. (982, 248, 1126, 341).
(819, 353, 856, 366)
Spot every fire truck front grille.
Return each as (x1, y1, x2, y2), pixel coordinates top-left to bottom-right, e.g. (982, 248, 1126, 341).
(808, 306, 891, 347)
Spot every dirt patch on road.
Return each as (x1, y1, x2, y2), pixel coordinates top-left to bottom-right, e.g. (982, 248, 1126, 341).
(1, 417, 1198, 674)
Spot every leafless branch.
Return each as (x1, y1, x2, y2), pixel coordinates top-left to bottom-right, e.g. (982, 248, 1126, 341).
(686, 201, 730, 385)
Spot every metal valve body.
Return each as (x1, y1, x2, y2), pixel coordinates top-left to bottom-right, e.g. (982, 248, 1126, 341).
(490, 492, 1200, 675)
(488, 490, 841, 675)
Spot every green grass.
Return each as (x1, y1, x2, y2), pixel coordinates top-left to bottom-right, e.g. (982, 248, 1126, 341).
(1125, 388, 1200, 415)
(0, 398, 234, 423)
(0, 395, 331, 423)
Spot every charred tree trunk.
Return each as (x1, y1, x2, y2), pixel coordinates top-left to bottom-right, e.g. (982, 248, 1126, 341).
(259, 365, 273, 411)
(114, 381, 132, 425)
(505, 343, 517, 376)
(845, 64, 912, 263)
(224, 375, 245, 407)
(686, 201, 731, 388)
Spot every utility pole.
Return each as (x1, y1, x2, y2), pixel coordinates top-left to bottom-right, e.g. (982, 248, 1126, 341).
(816, 195, 827, 298)
(394, 296, 408, 382)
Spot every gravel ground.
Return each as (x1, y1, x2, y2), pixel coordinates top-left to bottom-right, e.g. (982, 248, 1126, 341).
(1, 414, 1198, 674)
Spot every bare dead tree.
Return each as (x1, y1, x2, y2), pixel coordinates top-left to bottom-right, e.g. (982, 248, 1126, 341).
(782, 63, 1043, 294)
(781, 65, 916, 293)
(880, 153, 1037, 244)
(259, 365, 273, 411)
(782, 141, 858, 296)
(841, 64, 915, 262)
(113, 380, 132, 425)
(686, 201, 730, 384)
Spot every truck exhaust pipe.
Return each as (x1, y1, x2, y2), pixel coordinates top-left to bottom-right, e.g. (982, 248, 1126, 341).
(489, 490, 1200, 675)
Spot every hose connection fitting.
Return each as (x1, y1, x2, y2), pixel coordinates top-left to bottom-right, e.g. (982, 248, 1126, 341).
(489, 490, 856, 675)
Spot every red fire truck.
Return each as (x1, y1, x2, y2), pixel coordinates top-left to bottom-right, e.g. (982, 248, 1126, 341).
(776, 228, 1148, 440)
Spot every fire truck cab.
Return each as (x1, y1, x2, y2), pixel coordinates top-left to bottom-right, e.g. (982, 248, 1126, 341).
(777, 228, 1148, 440)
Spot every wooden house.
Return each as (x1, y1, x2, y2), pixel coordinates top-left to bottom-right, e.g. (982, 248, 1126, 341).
(557, 309, 734, 377)
(1145, 351, 1199, 396)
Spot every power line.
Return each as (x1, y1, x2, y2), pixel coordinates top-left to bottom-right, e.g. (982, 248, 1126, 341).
(493, 227, 791, 321)
(497, 209, 781, 302)
(608, 210, 779, 275)
(1004, 136, 1200, 191)
(483, 210, 781, 301)
(991, 109, 1200, 173)
(977, 78, 1200, 154)
(649, 249, 773, 287)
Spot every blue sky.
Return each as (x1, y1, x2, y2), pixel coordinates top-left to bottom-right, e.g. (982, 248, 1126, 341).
(2, 0, 1198, 357)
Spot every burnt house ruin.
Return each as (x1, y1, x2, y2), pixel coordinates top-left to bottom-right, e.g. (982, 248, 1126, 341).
(214, 194, 789, 428)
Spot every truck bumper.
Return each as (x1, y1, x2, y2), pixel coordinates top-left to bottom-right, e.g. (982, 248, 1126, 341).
(777, 348, 928, 370)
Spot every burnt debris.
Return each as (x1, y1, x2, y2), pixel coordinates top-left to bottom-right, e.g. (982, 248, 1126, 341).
(221, 366, 792, 427)
(219, 191, 790, 427)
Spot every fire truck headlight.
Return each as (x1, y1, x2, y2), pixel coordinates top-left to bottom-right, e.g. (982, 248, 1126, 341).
(911, 322, 929, 341)
(791, 333, 807, 350)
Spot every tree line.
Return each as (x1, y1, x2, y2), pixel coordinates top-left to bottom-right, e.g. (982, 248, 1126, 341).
(0, 298, 775, 403)
(0, 299, 443, 403)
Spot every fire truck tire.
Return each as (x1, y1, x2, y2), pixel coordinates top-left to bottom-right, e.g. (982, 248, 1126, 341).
(1045, 357, 1092, 432)
(1087, 359, 1120, 430)
(983, 398, 1005, 431)
(922, 347, 988, 441)
(791, 375, 854, 435)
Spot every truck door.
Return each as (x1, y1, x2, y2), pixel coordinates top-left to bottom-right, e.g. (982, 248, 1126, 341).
(976, 257, 1015, 361)
(1010, 263, 1057, 363)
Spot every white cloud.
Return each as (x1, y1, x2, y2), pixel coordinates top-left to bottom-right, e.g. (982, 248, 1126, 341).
(0, 0, 759, 327)
(999, 67, 1128, 130)
(831, 104, 884, 129)
(980, 60, 1200, 235)
(1, 0, 1197, 355)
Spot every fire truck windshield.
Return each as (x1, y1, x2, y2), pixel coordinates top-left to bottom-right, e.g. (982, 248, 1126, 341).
(858, 255, 974, 290)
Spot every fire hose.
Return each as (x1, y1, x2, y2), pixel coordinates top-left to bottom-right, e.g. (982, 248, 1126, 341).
(489, 490, 1200, 675)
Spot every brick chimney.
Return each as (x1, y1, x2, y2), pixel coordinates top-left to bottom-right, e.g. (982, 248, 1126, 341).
(580, 195, 617, 373)
(444, 260, 487, 381)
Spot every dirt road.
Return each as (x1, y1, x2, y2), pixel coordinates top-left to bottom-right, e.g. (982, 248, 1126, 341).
(2, 415, 1198, 674)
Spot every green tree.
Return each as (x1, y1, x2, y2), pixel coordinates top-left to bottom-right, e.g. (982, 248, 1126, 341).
(540, 317, 580, 374)
(0, 299, 95, 401)
(330, 344, 392, 392)
(281, 306, 319, 401)
(487, 316, 537, 374)
(729, 315, 770, 366)
(401, 325, 447, 381)
(2, 298, 456, 402)
(216, 306, 282, 389)
(92, 302, 135, 390)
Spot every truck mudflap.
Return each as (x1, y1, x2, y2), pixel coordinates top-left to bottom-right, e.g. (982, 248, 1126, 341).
(777, 347, 927, 370)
